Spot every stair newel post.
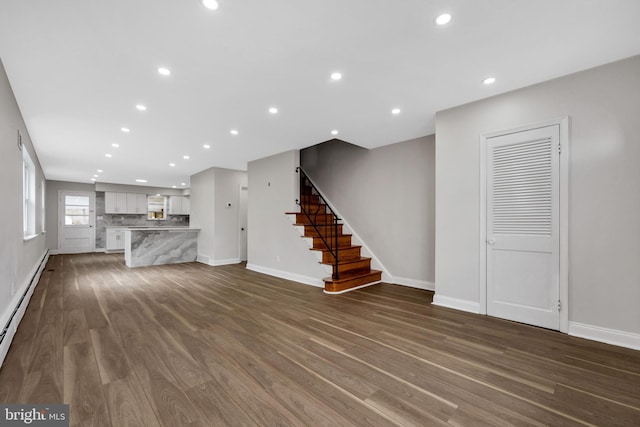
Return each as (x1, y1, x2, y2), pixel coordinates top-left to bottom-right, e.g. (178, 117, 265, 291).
(334, 216, 339, 280)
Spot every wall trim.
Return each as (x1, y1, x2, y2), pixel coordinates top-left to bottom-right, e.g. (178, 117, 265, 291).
(246, 263, 324, 288)
(432, 294, 480, 314)
(1, 250, 49, 369)
(211, 258, 241, 267)
(479, 117, 570, 333)
(392, 276, 435, 291)
(569, 322, 640, 351)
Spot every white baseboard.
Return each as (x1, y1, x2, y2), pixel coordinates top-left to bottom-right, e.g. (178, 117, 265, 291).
(211, 258, 241, 267)
(197, 254, 211, 264)
(49, 249, 59, 255)
(246, 263, 324, 288)
(197, 255, 242, 267)
(1, 250, 49, 369)
(391, 276, 435, 291)
(432, 294, 480, 314)
(569, 322, 640, 351)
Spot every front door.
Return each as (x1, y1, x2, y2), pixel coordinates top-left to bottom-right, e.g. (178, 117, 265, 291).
(58, 191, 95, 253)
(486, 125, 560, 330)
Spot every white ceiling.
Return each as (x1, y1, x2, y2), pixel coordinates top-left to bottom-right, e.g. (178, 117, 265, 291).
(1, 0, 639, 189)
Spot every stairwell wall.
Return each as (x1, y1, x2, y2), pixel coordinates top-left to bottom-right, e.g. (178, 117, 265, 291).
(301, 136, 435, 289)
(247, 150, 327, 286)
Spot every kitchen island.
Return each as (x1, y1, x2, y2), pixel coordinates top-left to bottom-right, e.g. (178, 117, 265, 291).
(124, 227, 200, 267)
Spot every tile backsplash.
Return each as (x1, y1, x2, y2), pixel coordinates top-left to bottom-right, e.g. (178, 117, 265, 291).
(95, 192, 189, 249)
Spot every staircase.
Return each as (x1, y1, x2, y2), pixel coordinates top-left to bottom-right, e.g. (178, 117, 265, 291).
(287, 167, 382, 294)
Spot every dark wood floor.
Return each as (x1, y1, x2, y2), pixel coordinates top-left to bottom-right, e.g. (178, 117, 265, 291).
(1, 254, 639, 426)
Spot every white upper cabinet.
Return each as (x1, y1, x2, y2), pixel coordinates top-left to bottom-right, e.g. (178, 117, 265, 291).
(105, 192, 148, 214)
(126, 193, 147, 214)
(169, 195, 190, 215)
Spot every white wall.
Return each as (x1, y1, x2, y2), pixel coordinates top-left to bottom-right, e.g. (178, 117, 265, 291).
(247, 150, 326, 286)
(190, 167, 247, 265)
(435, 55, 640, 346)
(214, 168, 248, 263)
(190, 167, 216, 264)
(301, 136, 435, 289)
(0, 58, 47, 366)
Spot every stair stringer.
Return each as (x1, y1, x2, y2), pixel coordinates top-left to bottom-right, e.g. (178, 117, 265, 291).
(285, 216, 333, 276)
(295, 177, 393, 284)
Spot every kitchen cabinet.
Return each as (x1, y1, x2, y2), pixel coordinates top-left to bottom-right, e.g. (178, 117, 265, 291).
(169, 196, 190, 215)
(105, 192, 127, 213)
(126, 193, 147, 214)
(106, 228, 126, 251)
(105, 192, 147, 214)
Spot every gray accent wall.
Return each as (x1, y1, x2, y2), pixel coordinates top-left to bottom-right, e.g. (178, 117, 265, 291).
(247, 150, 326, 285)
(435, 55, 640, 337)
(0, 58, 47, 364)
(190, 167, 247, 264)
(301, 136, 436, 287)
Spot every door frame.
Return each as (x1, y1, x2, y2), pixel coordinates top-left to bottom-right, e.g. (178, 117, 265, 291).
(237, 185, 248, 262)
(479, 117, 569, 333)
(58, 190, 96, 253)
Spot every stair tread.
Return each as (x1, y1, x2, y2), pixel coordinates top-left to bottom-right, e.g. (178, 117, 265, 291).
(312, 245, 361, 253)
(320, 256, 370, 266)
(292, 223, 343, 227)
(323, 270, 382, 284)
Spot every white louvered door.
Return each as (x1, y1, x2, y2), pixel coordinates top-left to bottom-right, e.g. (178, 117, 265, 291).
(486, 125, 560, 330)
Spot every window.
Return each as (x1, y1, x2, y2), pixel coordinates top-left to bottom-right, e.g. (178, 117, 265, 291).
(64, 195, 90, 225)
(41, 179, 46, 233)
(23, 147, 36, 237)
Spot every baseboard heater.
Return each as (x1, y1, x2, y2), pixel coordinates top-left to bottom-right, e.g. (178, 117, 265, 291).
(0, 251, 49, 354)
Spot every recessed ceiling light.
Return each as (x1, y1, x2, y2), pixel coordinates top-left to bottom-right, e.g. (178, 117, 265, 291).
(331, 72, 342, 81)
(105, 154, 112, 158)
(331, 130, 339, 135)
(91, 178, 96, 182)
(483, 76, 496, 85)
(158, 67, 171, 76)
(169, 163, 176, 167)
(97, 169, 103, 173)
(435, 13, 452, 26)
(121, 127, 130, 133)
(111, 143, 120, 148)
(202, 0, 219, 10)
(93, 174, 99, 178)
(136, 179, 148, 183)
(172, 185, 177, 189)
(268, 107, 278, 114)
(183, 155, 190, 159)
(391, 108, 401, 115)
(181, 182, 186, 186)
(136, 104, 147, 111)
(156, 193, 161, 197)
(203, 144, 211, 149)
(230, 129, 239, 135)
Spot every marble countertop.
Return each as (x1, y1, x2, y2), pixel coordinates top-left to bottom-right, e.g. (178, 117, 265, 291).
(124, 227, 200, 231)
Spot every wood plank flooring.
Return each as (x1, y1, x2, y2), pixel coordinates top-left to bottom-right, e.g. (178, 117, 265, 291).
(1, 253, 639, 426)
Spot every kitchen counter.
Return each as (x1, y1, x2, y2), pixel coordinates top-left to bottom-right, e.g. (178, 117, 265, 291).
(124, 227, 200, 267)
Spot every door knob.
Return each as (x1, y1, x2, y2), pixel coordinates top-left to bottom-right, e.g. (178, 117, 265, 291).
(487, 238, 495, 245)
